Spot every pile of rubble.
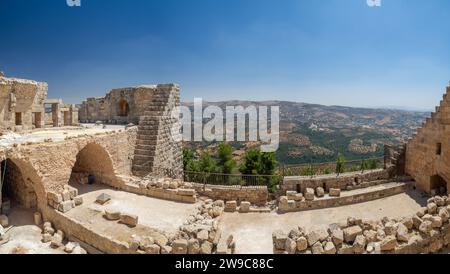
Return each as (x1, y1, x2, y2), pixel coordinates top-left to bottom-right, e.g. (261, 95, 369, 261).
(274, 195, 450, 254)
(47, 185, 83, 213)
(137, 177, 195, 196)
(39, 216, 87, 254)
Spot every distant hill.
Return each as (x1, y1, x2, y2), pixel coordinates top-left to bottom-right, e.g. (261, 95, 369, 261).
(182, 100, 428, 165)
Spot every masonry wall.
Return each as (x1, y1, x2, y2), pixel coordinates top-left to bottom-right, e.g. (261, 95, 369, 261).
(0, 76, 47, 131)
(78, 86, 156, 125)
(192, 183, 269, 206)
(406, 86, 450, 195)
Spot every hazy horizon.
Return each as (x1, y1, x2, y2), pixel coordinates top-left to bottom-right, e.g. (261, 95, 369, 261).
(1, 0, 450, 111)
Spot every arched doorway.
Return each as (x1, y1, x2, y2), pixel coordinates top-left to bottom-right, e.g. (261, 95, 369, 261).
(0, 159, 37, 214)
(69, 143, 117, 194)
(430, 175, 448, 195)
(118, 98, 130, 117)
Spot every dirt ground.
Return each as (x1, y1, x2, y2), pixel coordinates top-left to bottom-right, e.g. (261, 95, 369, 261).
(0, 207, 64, 254)
(67, 182, 199, 240)
(219, 190, 428, 254)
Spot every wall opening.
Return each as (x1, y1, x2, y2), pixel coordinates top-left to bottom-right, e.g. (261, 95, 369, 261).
(63, 111, 70, 126)
(69, 143, 116, 194)
(0, 159, 37, 214)
(118, 98, 130, 117)
(32, 112, 42, 129)
(436, 143, 442, 155)
(15, 112, 22, 126)
(430, 175, 447, 195)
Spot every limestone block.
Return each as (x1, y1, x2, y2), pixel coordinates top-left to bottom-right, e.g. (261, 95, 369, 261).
(73, 196, 83, 206)
(306, 229, 328, 247)
(47, 192, 63, 204)
(304, 188, 315, 201)
(120, 213, 139, 227)
(172, 239, 188, 254)
(58, 200, 74, 213)
(329, 188, 341, 197)
(396, 223, 409, 242)
(285, 238, 297, 254)
(187, 239, 200, 254)
(62, 190, 71, 202)
(286, 191, 297, 200)
(343, 226, 363, 243)
(353, 235, 366, 254)
(42, 233, 52, 243)
(50, 234, 63, 248)
(178, 188, 196, 196)
(65, 242, 77, 253)
(200, 241, 213, 254)
(239, 201, 251, 213)
(323, 241, 337, 254)
(315, 187, 325, 198)
(197, 230, 209, 242)
(296, 237, 308, 252)
(105, 209, 121, 221)
(145, 244, 161, 254)
(0, 215, 8, 227)
(225, 201, 237, 212)
(272, 230, 287, 250)
(96, 193, 111, 205)
(380, 235, 397, 251)
(311, 242, 324, 254)
(332, 229, 344, 246)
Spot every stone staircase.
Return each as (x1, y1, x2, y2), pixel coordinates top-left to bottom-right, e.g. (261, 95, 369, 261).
(132, 84, 183, 178)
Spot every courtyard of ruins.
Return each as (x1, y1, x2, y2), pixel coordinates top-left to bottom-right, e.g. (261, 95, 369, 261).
(1, 73, 450, 255)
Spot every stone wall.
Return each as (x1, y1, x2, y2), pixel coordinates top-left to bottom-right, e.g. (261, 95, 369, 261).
(78, 85, 157, 125)
(278, 182, 411, 213)
(192, 183, 269, 206)
(406, 85, 450, 195)
(281, 169, 390, 193)
(273, 195, 450, 254)
(0, 128, 138, 214)
(0, 76, 47, 131)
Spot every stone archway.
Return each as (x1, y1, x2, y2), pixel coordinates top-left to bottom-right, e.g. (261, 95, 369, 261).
(69, 143, 118, 192)
(0, 159, 39, 214)
(118, 98, 130, 117)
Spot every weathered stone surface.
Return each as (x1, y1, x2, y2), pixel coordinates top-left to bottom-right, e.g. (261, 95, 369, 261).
(419, 220, 433, 234)
(304, 188, 315, 201)
(323, 241, 336, 254)
(105, 209, 121, 221)
(306, 229, 328, 246)
(197, 230, 209, 242)
(380, 235, 397, 251)
(363, 230, 377, 242)
(427, 203, 438, 214)
(239, 201, 251, 213)
(96, 193, 111, 205)
(200, 241, 213, 254)
(439, 208, 450, 223)
(73, 246, 87, 254)
(329, 188, 341, 197)
(285, 238, 297, 254)
(65, 242, 76, 253)
(145, 244, 161, 254)
(42, 233, 52, 243)
(353, 235, 366, 254)
(33, 212, 42, 226)
(384, 221, 397, 236)
(73, 196, 83, 206)
(311, 242, 324, 254)
(273, 230, 287, 250)
(412, 215, 423, 229)
(188, 239, 200, 254)
(296, 237, 308, 252)
(343, 225, 363, 243)
(58, 200, 74, 213)
(315, 187, 325, 198)
(396, 223, 409, 242)
(120, 213, 138, 227)
(225, 201, 237, 212)
(332, 228, 344, 246)
(172, 239, 188, 254)
(50, 234, 63, 248)
(401, 217, 413, 230)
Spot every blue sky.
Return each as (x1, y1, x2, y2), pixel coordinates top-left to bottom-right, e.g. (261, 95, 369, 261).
(1, 0, 450, 110)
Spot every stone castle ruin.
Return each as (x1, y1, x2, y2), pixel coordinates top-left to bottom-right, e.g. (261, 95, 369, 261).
(1, 71, 450, 255)
(405, 85, 450, 196)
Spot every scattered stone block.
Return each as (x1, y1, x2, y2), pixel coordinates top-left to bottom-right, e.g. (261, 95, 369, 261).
(239, 201, 251, 213)
(225, 201, 237, 212)
(47, 192, 63, 204)
(96, 193, 111, 205)
(50, 234, 63, 248)
(311, 242, 324, 254)
(329, 188, 341, 197)
(73, 196, 83, 206)
(396, 223, 409, 242)
(304, 188, 315, 201)
(343, 225, 363, 243)
(188, 239, 200, 254)
(197, 230, 209, 242)
(105, 209, 121, 221)
(380, 235, 397, 251)
(306, 229, 328, 246)
(178, 189, 196, 196)
(65, 242, 77, 253)
(273, 230, 287, 250)
(285, 238, 297, 254)
(120, 213, 139, 227)
(172, 239, 188, 254)
(296, 237, 308, 252)
(145, 244, 161, 254)
(200, 241, 213, 254)
(323, 241, 337, 254)
(42, 233, 52, 243)
(315, 187, 325, 198)
(332, 229, 344, 246)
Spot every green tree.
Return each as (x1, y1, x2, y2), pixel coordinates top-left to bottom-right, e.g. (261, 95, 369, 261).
(217, 143, 236, 174)
(258, 152, 278, 175)
(336, 155, 346, 175)
(199, 152, 218, 173)
(240, 149, 261, 175)
(182, 148, 195, 170)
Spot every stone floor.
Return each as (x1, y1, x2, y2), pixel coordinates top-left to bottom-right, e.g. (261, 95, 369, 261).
(67, 182, 199, 239)
(219, 190, 427, 254)
(0, 206, 64, 254)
